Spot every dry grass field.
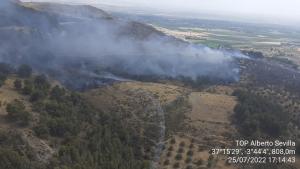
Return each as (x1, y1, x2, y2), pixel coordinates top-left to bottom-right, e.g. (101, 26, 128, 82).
(117, 82, 189, 104)
(84, 81, 188, 109)
(188, 92, 236, 124)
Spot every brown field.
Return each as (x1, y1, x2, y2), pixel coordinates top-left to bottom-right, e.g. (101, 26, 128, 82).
(185, 91, 237, 159)
(188, 92, 237, 124)
(154, 26, 210, 42)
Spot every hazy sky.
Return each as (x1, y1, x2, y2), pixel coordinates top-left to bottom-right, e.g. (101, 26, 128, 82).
(24, 0, 300, 25)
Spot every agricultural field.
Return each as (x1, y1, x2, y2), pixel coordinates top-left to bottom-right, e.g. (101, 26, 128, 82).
(116, 13, 300, 66)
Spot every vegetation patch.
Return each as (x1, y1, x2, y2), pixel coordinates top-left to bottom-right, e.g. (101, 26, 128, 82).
(233, 89, 289, 137)
(0, 63, 150, 169)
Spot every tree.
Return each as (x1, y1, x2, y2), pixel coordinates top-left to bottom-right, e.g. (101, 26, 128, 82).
(163, 159, 170, 166)
(6, 100, 26, 117)
(207, 155, 214, 168)
(14, 79, 22, 90)
(6, 100, 31, 126)
(0, 148, 31, 169)
(22, 80, 33, 95)
(0, 63, 13, 87)
(33, 124, 49, 139)
(34, 75, 50, 91)
(0, 73, 6, 87)
(17, 64, 32, 78)
(30, 90, 47, 102)
(175, 153, 182, 160)
(50, 85, 66, 101)
(233, 90, 288, 137)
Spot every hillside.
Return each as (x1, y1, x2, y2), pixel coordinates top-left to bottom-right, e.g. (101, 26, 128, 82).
(0, 0, 189, 90)
(0, 1, 299, 169)
(22, 2, 113, 20)
(0, 65, 153, 169)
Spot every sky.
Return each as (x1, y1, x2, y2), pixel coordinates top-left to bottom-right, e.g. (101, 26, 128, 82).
(23, 0, 300, 26)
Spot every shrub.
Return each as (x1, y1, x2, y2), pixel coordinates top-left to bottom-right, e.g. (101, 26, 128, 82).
(173, 162, 180, 168)
(47, 118, 73, 137)
(17, 64, 32, 78)
(198, 146, 205, 152)
(0, 63, 13, 87)
(168, 146, 173, 151)
(6, 100, 26, 118)
(185, 157, 192, 163)
(207, 155, 214, 168)
(170, 138, 176, 144)
(50, 85, 66, 101)
(34, 124, 49, 139)
(189, 144, 194, 149)
(0, 148, 31, 169)
(0, 73, 7, 87)
(22, 80, 33, 95)
(195, 159, 203, 166)
(186, 165, 193, 169)
(187, 150, 193, 156)
(175, 154, 182, 161)
(163, 160, 170, 166)
(30, 90, 47, 102)
(17, 111, 31, 126)
(14, 79, 22, 90)
(34, 75, 50, 91)
(177, 147, 184, 153)
(141, 160, 151, 169)
(6, 100, 31, 126)
(179, 141, 185, 147)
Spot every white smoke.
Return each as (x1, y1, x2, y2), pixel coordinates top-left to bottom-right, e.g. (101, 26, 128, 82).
(0, 1, 242, 87)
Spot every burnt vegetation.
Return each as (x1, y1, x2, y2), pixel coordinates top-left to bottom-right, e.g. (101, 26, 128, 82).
(110, 69, 237, 89)
(240, 59, 300, 96)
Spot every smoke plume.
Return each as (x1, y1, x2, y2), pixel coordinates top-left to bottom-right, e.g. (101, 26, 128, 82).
(0, 0, 242, 89)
